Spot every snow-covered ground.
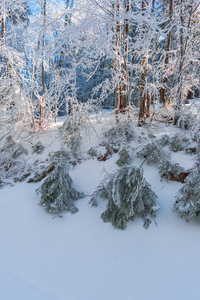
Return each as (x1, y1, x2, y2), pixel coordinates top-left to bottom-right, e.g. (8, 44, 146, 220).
(1, 110, 200, 300)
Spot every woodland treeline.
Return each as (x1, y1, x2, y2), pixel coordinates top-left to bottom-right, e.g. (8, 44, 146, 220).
(0, 0, 199, 134)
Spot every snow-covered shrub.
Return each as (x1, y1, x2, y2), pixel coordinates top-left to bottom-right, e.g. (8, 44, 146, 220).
(137, 141, 165, 165)
(137, 133, 147, 144)
(103, 117, 135, 146)
(4, 135, 15, 148)
(62, 117, 82, 154)
(91, 166, 159, 229)
(158, 158, 185, 181)
(28, 150, 71, 183)
(51, 149, 71, 163)
(157, 134, 171, 147)
(174, 165, 200, 221)
(12, 144, 28, 159)
(37, 162, 84, 214)
(0, 136, 28, 185)
(190, 118, 200, 143)
(192, 132, 200, 143)
(148, 132, 156, 139)
(116, 148, 132, 167)
(169, 134, 189, 152)
(1, 135, 28, 159)
(32, 142, 44, 154)
(177, 111, 195, 130)
(87, 147, 98, 157)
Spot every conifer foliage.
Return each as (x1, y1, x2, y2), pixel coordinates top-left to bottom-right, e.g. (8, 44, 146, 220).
(103, 117, 135, 146)
(116, 148, 132, 166)
(158, 158, 185, 181)
(37, 150, 84, 214)
(92, 166, 159, 229)
(137, 141, 165, 165)
(174, 163, 200, 222)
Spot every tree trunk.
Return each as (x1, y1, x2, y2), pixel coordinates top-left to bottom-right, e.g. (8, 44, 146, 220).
(39, 0, 46, 126)
(138, 0, 148, 125)
(115, 0, 122, 110)
(121, 0, 130, 110)
(65, 0, 70, 26)
(58, 0, 70, 70)
(1, 4, 5, 46)
(146, 91, 151, 117)
(160, 0, 174, 108)
(139, 53, 147, 123)
(0, 3, 6, 77)
(1, 3, 11, 78)
(177, 22, 183, 109)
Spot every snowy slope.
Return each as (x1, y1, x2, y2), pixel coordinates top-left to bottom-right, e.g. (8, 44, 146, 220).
(0, 110, 200, 300)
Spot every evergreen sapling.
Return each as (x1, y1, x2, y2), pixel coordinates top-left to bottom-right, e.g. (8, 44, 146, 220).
(158, 158, 185, 181)
(116, 147, 132, 167)
(169, 134, 189, 152)
(137, 141, 165, 165)
(103, 117, 135, 146)
(174, 162, 200, 221)
(91, 166, 159, 229)
(157, 134, 171, 147)
(37, 150, 84, 214)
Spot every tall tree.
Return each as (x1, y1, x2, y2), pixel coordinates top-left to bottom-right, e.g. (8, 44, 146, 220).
(138, 0, 148, 125)
(160, 0, 174, 108)
(39, 0, 46, 126)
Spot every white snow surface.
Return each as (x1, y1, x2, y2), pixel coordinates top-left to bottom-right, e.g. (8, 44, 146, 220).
(1, 111, 200, 300)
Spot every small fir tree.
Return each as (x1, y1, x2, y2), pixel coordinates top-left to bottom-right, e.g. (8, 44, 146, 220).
(169, 134, 189, 152)
(37, 150, 84, 214)
(177, 111, 195, 130)
(137, 141, 165, 165)
(62, 117, 82, 154)
(103, 117, 135, 145)
(174, 163, 200, 221)
(91, 166, 159, 229)
(158, 158, 185, 181)
(157, 134, 171, 147)
(87, 147, 98, 157)
(12, 144, 28, 159)
(32, 142, 45, 154)
(116, 148, 132, 167)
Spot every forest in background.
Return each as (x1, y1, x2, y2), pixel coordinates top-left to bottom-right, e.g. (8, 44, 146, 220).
(0, 0, 199, 137)
(1, 4, 200, 294)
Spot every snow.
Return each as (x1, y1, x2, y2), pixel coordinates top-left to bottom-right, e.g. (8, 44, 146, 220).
(1, 112, 200, 300)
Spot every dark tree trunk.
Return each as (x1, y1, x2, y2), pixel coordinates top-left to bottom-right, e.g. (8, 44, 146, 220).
(160, 0, 174, 108)
(39, 0, 46, 126)
(138, 0, 148, 125)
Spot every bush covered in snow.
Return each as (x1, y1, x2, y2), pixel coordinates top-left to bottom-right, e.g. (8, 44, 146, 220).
(91, 166, 159, 229)
(157, 134, 171, 147)
(176, 110, 195, 130)
(174, 164, 200, 221)
(32, 142, 45, 154)
(103, 117, 135, 146)
(158, 158, 185, 181)
(136, 141, 165, 165)
(116, 148, 132, 167)
(62, 117, 82, 154)
(0, 135, 28, 186)
(169, 134, 189, 152)
(37, 150, 84, 214)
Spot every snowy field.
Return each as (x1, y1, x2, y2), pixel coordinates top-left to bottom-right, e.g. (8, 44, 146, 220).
(1, 109, 200, 300)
